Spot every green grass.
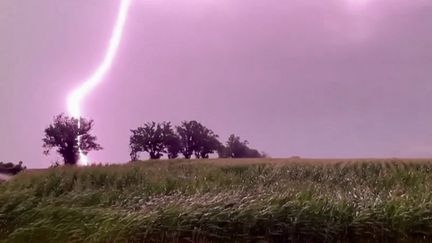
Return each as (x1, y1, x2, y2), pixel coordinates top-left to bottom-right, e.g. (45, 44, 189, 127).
(2, 158, 432, 242)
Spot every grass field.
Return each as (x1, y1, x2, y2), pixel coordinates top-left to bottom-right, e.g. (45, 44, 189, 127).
(1, 158, 432, 242)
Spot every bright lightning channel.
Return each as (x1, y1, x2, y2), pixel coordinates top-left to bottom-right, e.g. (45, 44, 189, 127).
(67, 0, 132, 165)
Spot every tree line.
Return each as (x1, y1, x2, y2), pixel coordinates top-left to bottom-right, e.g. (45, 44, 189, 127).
(43, 114, 265, 165)
(0, 161, 26, 175)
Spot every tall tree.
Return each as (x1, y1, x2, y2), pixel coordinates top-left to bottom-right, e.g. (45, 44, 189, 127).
(176, 121, 196, 159)
(43, 114, 102, 165)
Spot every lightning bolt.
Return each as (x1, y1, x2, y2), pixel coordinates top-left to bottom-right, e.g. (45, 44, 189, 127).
(67, 0, 132, 165)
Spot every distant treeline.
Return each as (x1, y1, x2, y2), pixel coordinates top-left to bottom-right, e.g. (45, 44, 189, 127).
(0, 161, 26, 175)
(130, 121, 265, 160)
(42, 114, 265, 165)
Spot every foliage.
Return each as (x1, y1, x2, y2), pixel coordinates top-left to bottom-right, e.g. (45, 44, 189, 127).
(42, 114, 102, 165)
(0, 161, 26, 175)
(130, 121, 265, 160)
(130, 122, 165, 160)
(219, 134, 263, 158)
(176, 120, 222, 159)
(162, 123, 181, 159)
(130, 122, 181, 160)
(2, 159, 432, 242)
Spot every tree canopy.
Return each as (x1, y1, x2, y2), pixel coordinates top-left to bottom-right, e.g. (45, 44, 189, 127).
(130, 122, 180, 160)
(0, 161, 26, 175)
(176, 121, 221, 159)
(130, 120, 223, 160)
(219, 134, 264, 158)
(42, 114, 102, 165)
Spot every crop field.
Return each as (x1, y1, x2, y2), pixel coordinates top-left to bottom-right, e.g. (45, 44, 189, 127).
(1, 158, 432, 242)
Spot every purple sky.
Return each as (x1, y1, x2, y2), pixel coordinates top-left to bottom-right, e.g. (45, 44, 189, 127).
(1, 0, 432, 168)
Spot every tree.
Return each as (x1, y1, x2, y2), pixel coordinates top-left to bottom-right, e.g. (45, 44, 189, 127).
(176, 121, 196, 159)
(0, 161, 26, 175)
(219, 134, 263, 158)
(162, 123, 181, 159)
(196, 129, 222, 159)
(43, 114, 102, 165)
(176, 121, 221, 159)
(130, 122, 165, 160)
(130, 122, 180, 160)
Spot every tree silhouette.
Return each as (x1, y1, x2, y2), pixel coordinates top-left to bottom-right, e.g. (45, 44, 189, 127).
(0, 161, 26, 175)
(162, 123, 181, 159)
(130, 122, 180, 160)
(130, 122, 165, 160)
(219, 134, 263, 158)
(176, 121, 195, 159)
(176, 121, 221, 159)
(43, 114, 102, 165)
(195, 129, 222, 159)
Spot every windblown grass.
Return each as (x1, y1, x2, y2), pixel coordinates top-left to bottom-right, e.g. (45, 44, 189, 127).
(1, 158, 432, 242)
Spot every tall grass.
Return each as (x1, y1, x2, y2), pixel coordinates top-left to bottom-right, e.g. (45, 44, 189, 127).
(1, 159, 432, 242)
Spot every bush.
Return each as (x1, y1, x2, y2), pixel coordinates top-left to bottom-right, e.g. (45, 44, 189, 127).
(0, 161, 26, 175)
